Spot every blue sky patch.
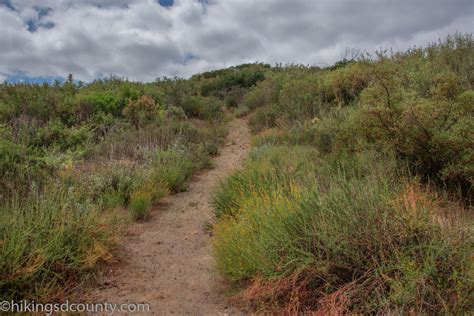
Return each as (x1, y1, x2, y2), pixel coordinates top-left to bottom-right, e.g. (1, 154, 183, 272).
(25, 7, 54, 32)
(26, 20, 55, 32)
(26, 20, 37, 32)
(5, 73, 64, 84)
(158, 0, 174, 7)
(184, 53, 199, 63)
(35, 6, 52, 19)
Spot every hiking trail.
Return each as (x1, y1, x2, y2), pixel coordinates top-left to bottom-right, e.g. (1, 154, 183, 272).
(81, 117, 250, 314)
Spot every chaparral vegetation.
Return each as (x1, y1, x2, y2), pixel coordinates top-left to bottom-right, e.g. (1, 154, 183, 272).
(0, 64, 266, 299)
(0, 33, 472, 314)
(213, 34, 473, 314)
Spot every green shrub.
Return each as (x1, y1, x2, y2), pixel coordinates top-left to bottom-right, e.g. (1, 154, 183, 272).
(201, 98, 224, 121)
(180, 96, 223, 121)
(83, 164, 138, 207)
(328, 62, 370, 105)
(224, 87, 245, 107)
(214, 145, 318, 218)
(101, 190, 126, 209)
(241, 89, 264, 110)
(0, 83, 61, 122)
(0, 101, 16, 122)
(358, 87, 474, 196)
(457, 89, 474, 106)
(150, 148, 196, 192)
(201, 68, 265, 97)
(181, 96, 204, 118)
(129, 190, 153, 221)
(278, 74, 323, 120)
(0, 130, 52, 200)
(249, 105, 279, 133)
(166, 105, 187, 120)
(78, 91, 124, 117)
(32, 120, 92, 152)
(234, 105, 250, 118)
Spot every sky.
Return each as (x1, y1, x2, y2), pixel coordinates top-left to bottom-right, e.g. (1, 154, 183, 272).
(0, 0, 472, 83)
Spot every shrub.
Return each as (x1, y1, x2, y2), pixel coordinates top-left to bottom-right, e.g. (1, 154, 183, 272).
(180, 96, 223, 121)
(166, 105, 187, 120)
(278, 74, 323, 120)
(78, 91, 124, 117)
(142, 180, 168, 204)
(224, 87, 245, 107)
(101, 190, 126, 209)
(358, 87, 474, 197)
(122, 95, 162, 128)
(234, 105, 250, 118)
(213, 145, 318, 218)
(201, 98, 224, 121)
(249, 105, 279, 133)
(241, 89, 265, 110)
(151, 150, 195, 192)
(328, 62, 370, 105)
(32, 120, 92, 152)
(129, 190, 153, 221)
(0, 83, 61, 122)
(0, 130, 52, 200)
(201, 68, 265, 97)
(0, 101, 15, 122)
(251, 128, 288, 147)
(180, 96, 203, 118)
(430, 71, 462, 100)
(85, 164, 138, 206)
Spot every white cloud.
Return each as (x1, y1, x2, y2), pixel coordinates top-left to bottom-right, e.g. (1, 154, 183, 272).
(0, 0, 472, 81)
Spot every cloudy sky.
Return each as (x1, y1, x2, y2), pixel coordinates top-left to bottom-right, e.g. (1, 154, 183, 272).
(0, 0, 472, 82)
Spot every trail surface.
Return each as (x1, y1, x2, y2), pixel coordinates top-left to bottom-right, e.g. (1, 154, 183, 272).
(83, 117, 250, 314)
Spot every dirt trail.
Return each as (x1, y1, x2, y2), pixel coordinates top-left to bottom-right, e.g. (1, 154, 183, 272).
(83, 117, 250, 314)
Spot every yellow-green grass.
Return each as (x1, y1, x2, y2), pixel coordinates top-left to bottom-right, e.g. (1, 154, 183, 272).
(213, 146, 473, 314)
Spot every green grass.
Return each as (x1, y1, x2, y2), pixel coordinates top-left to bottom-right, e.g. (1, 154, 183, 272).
(0, 188, 123, 300)
(129, 191, 153, 221)
(213, 146, 473, 314)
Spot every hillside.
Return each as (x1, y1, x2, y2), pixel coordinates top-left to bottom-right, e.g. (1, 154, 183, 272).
(0, 33, 472, 314)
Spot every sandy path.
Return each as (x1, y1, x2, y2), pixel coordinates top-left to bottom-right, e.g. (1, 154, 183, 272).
(84, 117, 250, 314)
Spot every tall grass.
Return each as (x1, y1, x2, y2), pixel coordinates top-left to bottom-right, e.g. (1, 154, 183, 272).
(0, 188, 123, 300)
(213, 146, 473, 314)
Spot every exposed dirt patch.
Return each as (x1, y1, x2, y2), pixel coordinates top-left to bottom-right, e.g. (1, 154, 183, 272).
(80, 117, 250, 314)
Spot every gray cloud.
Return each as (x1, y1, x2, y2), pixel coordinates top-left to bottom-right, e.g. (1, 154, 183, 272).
(0, 0, 472, 81)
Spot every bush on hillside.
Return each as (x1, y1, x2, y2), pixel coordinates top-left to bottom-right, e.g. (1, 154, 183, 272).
(123, 95, 162, 128)
(249, 105, 279, 133)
